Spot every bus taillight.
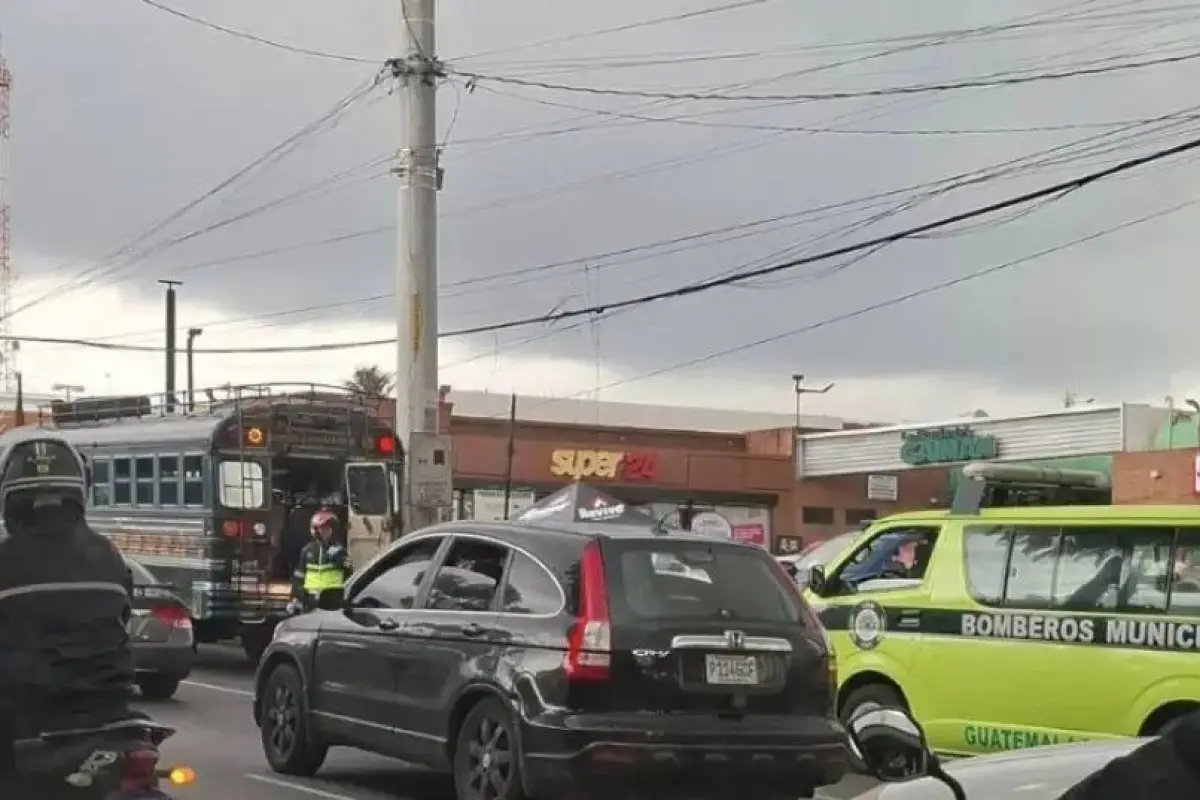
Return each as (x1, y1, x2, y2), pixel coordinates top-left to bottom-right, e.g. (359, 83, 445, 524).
(221, 520, 267, 538)
(376, 433, 396, 456)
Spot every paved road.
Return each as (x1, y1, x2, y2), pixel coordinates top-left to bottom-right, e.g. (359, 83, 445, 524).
(136, 644, 879, 800)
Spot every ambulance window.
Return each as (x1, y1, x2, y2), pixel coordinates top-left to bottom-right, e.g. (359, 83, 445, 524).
(1051, 526, 1176, 613)
(1003, 526, 1060, 609)
(1169, 527, 1200, 615)
(1053, 529, 1124, 611)
(963, 526, 1010, 606)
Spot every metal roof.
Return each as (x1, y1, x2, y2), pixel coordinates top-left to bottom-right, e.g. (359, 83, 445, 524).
(52, 415, 227, 448)
(885, 505, 1200, 523)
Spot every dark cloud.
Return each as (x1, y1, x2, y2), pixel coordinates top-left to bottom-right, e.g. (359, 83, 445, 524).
(5, 0, 1200, 410)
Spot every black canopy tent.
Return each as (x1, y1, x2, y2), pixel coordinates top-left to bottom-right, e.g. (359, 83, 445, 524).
(511, 483, 659, 531)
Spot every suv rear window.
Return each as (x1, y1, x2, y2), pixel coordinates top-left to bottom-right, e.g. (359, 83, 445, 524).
(603, 539, 805, 624)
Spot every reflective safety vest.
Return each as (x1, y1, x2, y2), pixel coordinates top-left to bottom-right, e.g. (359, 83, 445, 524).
(301, 544, 349, 594)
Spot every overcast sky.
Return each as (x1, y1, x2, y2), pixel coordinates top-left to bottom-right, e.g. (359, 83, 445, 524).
(4, 0, 1200, 424)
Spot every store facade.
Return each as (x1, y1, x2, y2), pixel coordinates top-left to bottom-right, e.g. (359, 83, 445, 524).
(792, 404, 1173, 540)
(449, 423, 791, 549)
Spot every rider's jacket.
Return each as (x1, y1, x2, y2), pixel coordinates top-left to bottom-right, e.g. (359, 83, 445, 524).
(0, 508, 136, 743)
(1057, 710, 1200, 799)
(292, 539, 353, 599)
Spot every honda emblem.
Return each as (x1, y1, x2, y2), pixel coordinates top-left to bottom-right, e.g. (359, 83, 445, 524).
(725, 629, 746, 649)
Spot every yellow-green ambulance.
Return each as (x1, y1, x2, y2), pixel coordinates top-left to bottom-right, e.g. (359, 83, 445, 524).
(807, 495, 1200, 756)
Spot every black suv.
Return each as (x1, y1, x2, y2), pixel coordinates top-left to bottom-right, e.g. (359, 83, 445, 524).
(253, 521, 848, 799)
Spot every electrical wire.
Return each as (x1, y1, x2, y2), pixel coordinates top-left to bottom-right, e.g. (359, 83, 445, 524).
(464, 2, 1197, 70)
(15, 128, 1200, 355)
(451, 48, 1200, 104)
(473, 81, 1181, 138)
(443, 192, 1200, 422)
(91, 100, 1200, 339)
(138, 0, 380, 64)
(449, 0, 775, 62)
(5, 73, 385, 321)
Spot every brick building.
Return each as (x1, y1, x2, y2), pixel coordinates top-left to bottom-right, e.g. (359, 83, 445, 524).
(794, 403, 1195, 546)
(437, 389, 862, 553)
(1111, 411, 1200, 503)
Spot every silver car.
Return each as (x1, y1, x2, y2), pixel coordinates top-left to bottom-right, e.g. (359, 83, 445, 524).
(851, 739, 1143, 799)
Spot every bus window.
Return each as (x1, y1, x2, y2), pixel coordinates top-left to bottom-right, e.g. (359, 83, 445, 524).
(346, 463, 389, 516)
(219, 461, 265, 509)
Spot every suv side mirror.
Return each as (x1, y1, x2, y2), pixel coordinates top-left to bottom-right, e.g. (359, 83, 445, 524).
(316, 587, 345, 611)
(807, 565, 827, 596)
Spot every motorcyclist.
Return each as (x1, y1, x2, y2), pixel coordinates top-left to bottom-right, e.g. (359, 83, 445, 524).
(287, 508, 352, 615)
(1057, 710, 1200, 799)
(0, 430, 138, 787)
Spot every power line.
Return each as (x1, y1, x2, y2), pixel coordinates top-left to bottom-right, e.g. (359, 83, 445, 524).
(464, 2, 1199, 69)
(526, 195, 1200, 407)
(138, 0, 380, 64)
(452, 48, 1200, 103)
(16, 127, 1200, 355)
(90, 101, 1200, 342)
(450, 0, 775, 62)
(425, 129, 1200, 339)
(474, 81, 1178, 138)
(4, 74, 384, 321)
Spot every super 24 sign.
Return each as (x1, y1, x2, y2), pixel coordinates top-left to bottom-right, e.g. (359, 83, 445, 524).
(549, 449, 657, 482)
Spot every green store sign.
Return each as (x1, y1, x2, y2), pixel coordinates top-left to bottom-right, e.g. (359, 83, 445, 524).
(900, 425, 998, 466)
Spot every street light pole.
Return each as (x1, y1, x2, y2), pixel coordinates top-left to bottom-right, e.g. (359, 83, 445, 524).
(186, 328, 203, 412)
(792, 373, 835, 429)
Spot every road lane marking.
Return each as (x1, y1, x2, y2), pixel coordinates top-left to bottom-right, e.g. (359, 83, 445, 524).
(181, 679, 254, 697)
(246, 773, 360, 799)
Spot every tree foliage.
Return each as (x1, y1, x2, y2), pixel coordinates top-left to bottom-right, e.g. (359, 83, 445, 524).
(344, 365, 394, 398)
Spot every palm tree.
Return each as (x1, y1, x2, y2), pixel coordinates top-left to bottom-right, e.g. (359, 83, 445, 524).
(344, 365, 394, 398)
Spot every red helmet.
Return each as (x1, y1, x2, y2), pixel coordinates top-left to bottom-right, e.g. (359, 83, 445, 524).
(310, 509, 337, 531)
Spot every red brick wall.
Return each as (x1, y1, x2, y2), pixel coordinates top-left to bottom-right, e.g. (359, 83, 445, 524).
(1113, 450, 1198, 504)
(783, 468, 950, 546)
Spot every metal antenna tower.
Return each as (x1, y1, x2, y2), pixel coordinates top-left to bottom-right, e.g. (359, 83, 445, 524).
(0, 38, 15, 393)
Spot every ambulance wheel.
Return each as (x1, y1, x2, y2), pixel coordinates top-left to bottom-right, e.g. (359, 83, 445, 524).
(840, 683, 907, 724)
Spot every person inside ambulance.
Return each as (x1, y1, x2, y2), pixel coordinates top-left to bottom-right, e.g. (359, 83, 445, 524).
(287, 508, 353, 615)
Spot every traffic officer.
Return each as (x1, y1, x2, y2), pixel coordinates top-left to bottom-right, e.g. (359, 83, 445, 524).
(288, 509, 352, 614)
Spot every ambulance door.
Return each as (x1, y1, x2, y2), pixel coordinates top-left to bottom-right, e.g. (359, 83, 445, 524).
(344, 463, 393, 572)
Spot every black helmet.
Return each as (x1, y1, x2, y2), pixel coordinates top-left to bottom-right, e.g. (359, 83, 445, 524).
(0, 429, 88, 514)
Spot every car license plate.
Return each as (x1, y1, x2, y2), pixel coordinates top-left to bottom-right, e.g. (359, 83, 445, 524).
(704, 654, 758, 685)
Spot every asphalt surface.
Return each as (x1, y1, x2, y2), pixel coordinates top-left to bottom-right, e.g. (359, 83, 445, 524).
(136, 644, 880, 800)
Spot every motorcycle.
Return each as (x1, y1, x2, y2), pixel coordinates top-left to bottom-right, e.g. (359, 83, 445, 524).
(846, 703, 967, 800)
(11, 717, 194, 799)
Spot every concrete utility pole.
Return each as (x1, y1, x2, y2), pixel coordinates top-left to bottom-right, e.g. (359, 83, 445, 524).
(159, 279, 182, 413)
(393, 0, 449, 533)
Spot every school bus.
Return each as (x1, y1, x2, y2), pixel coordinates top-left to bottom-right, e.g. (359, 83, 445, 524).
(46, 384, 404, 661)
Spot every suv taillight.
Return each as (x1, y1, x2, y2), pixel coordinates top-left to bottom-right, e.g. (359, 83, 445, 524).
(565, 541, 611, 681)
(151, 604, 191, 629)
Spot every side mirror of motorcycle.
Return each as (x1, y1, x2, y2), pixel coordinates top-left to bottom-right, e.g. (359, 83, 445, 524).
(846, 704, 931, 782)
(315, 587, 345, 611)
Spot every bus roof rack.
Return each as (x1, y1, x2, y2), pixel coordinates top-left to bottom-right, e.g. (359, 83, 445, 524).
(951, 462, 1111, 515)
(43, 382, 391, 428)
